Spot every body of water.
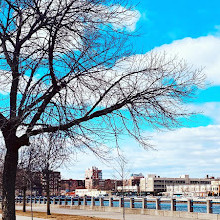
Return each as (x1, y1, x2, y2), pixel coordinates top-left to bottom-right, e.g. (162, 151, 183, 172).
(22, 197, 220, 214)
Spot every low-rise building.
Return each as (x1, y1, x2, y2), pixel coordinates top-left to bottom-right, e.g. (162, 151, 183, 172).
(16, 170, 61, 196)
(115, 173, 144, 194)
(166, 184, 212, 197)
(211, 180, 220, 196)
(75, 189, 109, 197)
(61, 179, 85, 194)
(129, 173, 144, 187)
(140, 174, 214, 195)
(117, 185, 138, 192)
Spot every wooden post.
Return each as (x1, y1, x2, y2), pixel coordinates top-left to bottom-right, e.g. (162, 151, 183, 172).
(64, 198, 67, 206)
(83, 196, 87, 206)
(142, 198, 147, 209)
(171, 198, 176, 211)
(91, 197, 95, 207)
(207, 199, 212, 214)
(53, 198, 56, 205)
(119, 197, 124, 208)
(77, 197, 80, 206)
(43, 198, 46, 204)
(155, 198, 160, 210)
(71, 197, 74, 206)
(109, 197, 113, 207)
(187, 199, 193, 212)
(99, 197, 104, 207)
(130, 198, 134, 208)
(34, 198, 37, 204)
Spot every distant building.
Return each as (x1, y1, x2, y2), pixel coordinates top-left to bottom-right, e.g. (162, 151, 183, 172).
(15, 169, 43, 196)
(41, 171, 61, 196)
(166, 180, 220, 197)
(61, 179, 85, 193)
(140, 174, 215, 195)
(103, 179, 116, 191)
(129, 173, 144, 186)
(85, 166, 102, 189)
(117, 185, 139, 192)
(15, 170, 61, 196)
(114, 180, 123, 191)
(211, 180, 220, 196)
(166, 184, 212, 197)
(115, 173, 144, 194)
(75, 188, 109, 197)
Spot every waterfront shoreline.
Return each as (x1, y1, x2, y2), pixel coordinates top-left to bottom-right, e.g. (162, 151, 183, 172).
(15, 203, 220, 220)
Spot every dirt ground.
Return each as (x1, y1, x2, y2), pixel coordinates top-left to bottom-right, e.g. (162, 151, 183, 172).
(1, 210, 117, 220)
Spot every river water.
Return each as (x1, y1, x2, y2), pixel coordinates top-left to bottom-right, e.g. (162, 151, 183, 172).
(27, 198, 220, 214)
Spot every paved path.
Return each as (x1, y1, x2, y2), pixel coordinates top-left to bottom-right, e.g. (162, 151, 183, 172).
(16, 205, 193, 220)
(0, 213, 47, 220)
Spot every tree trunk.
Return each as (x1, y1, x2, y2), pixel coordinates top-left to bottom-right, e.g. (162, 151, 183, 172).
(122, 186, 125, 220)
(22, 187, 26, 212)
(46, 169, 51, 215)
(2, 147, 19, 220)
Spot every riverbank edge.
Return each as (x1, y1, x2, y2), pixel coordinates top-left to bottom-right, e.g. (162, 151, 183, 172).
(16, 204, 220, 220)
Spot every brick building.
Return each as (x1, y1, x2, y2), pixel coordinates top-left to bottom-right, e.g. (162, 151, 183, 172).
(61, 179, 85, 193)
(15, 170, 61, 196)
(41, 171, 61, 196)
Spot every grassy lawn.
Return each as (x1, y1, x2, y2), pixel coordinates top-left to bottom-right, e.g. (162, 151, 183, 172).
(0, 210, 118, 220)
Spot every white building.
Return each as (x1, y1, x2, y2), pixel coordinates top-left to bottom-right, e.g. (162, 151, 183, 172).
(75, 189, 108, 197)
(117, 185, 138, 192)
(166, 184, 212, 197)
(140, 174, 214, 195)
(211, 180, 220, 196)
(165, 180, 220, 197)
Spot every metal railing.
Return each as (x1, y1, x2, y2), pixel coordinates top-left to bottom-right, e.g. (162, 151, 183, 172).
(15, 197, 220, 215)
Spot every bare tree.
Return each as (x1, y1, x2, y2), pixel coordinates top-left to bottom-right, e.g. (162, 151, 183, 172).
(0, 0, 204, 219)
(32, 133, 70, 215)
(113, 152, 130, 220)
(16, 145, 40, 213)
(15, 167, 28, 213)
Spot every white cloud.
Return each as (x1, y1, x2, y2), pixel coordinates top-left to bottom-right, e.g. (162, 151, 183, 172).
(124, 125, 220, 178)
(59, 125, 220, 179)
(190, 102, 220, 124)
(152, 36, 220, 86)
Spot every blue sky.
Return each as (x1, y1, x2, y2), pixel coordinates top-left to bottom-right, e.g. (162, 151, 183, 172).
(133, 0, 220, 52)
(60, 0, 220, 180)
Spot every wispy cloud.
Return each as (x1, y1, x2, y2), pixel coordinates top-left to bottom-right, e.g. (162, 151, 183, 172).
(189, 102, 220, 124)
